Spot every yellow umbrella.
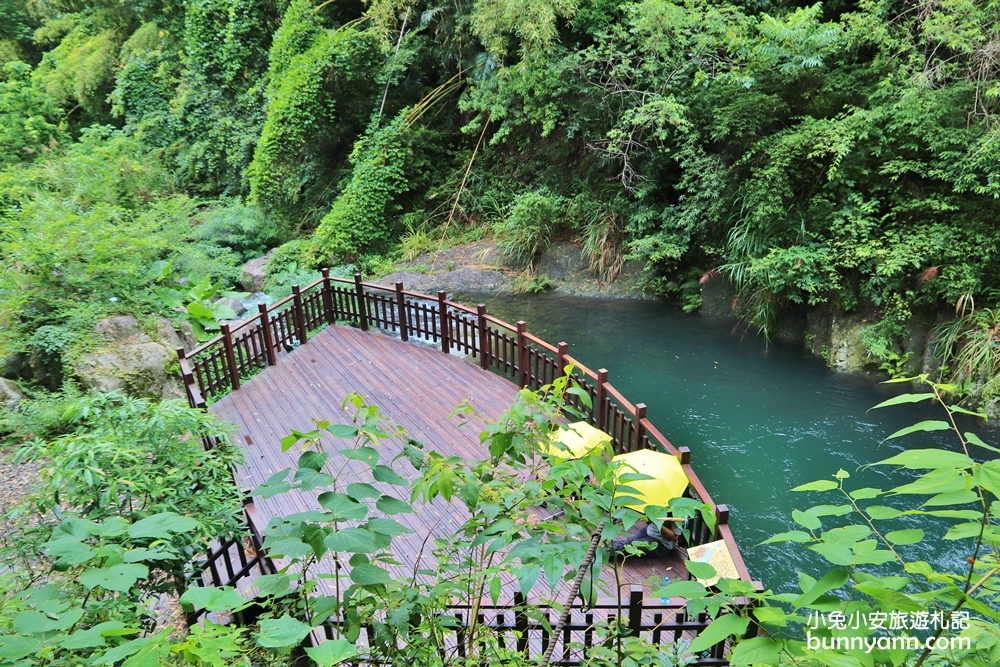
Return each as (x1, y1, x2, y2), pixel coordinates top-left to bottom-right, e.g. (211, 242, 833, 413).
(540, 421, 612, 460)
(612, 448, 689, 513)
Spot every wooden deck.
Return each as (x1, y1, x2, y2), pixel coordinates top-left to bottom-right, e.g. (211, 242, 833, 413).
(209, 323, 687, 603)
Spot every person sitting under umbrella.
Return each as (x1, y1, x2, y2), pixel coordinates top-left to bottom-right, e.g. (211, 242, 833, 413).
(612, 520, 680, 557)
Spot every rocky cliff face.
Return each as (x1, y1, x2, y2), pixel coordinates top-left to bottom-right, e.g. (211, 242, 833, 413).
(73, 316, 195, 401)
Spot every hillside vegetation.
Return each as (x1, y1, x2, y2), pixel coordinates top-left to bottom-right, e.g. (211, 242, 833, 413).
(2, 0, 1000, 401)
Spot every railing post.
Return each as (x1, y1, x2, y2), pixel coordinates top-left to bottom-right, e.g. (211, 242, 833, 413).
(513, 591, 528, 653)
(258, 303, 276, 366)
(395, 282, 409, 342)
(556, 342, 568, 377)
(477, 304, 489, 370)
(679, 446, 691, 464)
(516, 321, 528, 387)
(438, 291, 450, 354)
(220, 324, 240, 391)
(354, 273, 368, 331)
(715, 504, 729, 541)
(176, 348, 195, 409)
(595, 368, 608, 430)
(321, 268, 335, 325)
(627, 585, 643, 637)
(291, 285, 307, 345)
(634, 403, 647, 450)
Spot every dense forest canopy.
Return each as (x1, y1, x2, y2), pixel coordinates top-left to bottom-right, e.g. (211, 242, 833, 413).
(2, 0, 1000, 399)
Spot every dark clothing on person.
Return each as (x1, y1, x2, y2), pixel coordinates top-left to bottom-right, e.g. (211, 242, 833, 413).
(611, 521, 677, 557)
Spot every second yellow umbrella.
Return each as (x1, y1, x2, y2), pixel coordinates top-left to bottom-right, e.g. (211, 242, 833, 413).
(540, 421, 612, 459)
(612, 448, 689, 513)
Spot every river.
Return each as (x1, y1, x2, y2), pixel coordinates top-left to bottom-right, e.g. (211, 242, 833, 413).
(471, 292, 988, 592)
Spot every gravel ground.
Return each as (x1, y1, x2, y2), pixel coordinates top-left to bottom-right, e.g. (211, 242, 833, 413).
(0, 454, 40, 528)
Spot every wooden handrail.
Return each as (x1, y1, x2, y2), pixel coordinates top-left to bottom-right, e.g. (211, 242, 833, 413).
(177, 275, 753, 584)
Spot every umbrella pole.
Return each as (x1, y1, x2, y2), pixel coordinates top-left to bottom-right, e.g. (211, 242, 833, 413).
(539, 520, 606, 667)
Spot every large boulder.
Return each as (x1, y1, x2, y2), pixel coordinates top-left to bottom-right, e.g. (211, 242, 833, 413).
(74, 316, 186, 401)
(0, 378, 26, 409)
(241, 252, 272, 292)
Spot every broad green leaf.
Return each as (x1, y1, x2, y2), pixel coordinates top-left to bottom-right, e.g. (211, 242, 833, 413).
(303, 523, 331, 559)
(891, 468, 967, 495)
(346, 483, 381, 500)
(81, 564, 148, 592)
(256, 616, 311, 648)
(372, 464, 408, 486)
(944, 522, 986, 540)
(885, 529, 924, 545)
(883, 421, 952, 441)
(255, 574, 293, 597)
(489, 576, 501, 604)
(265, 537, 313, 559)
(923, 490, 979, 506)
(179, 587, 250, 613)
(13, 608, 84, 634)
(869, 393, 935, 410)
(366, 518, 410, 537)
(318, 492, 369, 521)
(808, 649, 864, 667)
(652, 580, 708, 599)
(324, 424, 360, 439)
(325, 528, 377, 553)
(349, 563, 393, 586)
(341, 446, 378, 466)
(306, 639, 358, 666)
(376, 495, 414, 514)
(794, 568, 848, 606)
(807, 504, 853, 517)
(254, 468, 293, 498)
(849, 487, 882, 500)
(874, 448, 971, 469)
(791, 480, 839, 492)
(821, 525, 871, 545)
(294, 467, 334, 491)
(298, 451, 330, 472)
(792, 509, 821, 530)
(949, 405, 987, 418)
(729, 636, 783, 665)
(853, 582, 923, 612)
(967, 432, 1000, 454)
(689, 613, 749, 653)
(687, 561, 717, 581)
(122, 548, 174, 563)
(975, 460, 1000, 499)
(760, 530, 813, 545)
(0, 635, 42, 659)
(127, 512, 199, 538)
(808, 542, 853, 566)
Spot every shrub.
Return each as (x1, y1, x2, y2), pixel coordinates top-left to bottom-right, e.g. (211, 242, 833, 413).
(492, 188, 565, 266)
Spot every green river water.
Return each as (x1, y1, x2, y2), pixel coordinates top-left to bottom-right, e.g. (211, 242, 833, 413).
(472, 292, 992, 593)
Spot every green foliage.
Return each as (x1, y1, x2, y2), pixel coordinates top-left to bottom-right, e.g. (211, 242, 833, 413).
(193, 199, 281, 262)
(248, 11, 383, 229)
(311, 111, 413, 261)
(493, 188, 565, 266)
(931, 308, 1000, 405)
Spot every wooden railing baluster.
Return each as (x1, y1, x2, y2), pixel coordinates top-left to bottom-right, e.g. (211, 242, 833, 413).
(258, 303, 276, 366)
(595, 369, 608, 430)
(220, 325, 240, 391)
(354, 273, 368, 331)
(476, 304, 488, 370)
(634, 403, 646, 451)
(321, 268, 335, 325)
(395, 282, 409, 342)
(516, 321, 528, 387)
(438, 292, 450, 354)
(291, 285, 307, 345)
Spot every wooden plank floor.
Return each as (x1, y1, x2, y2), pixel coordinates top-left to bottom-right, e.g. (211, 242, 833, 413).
(210, 324, 687, 604)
